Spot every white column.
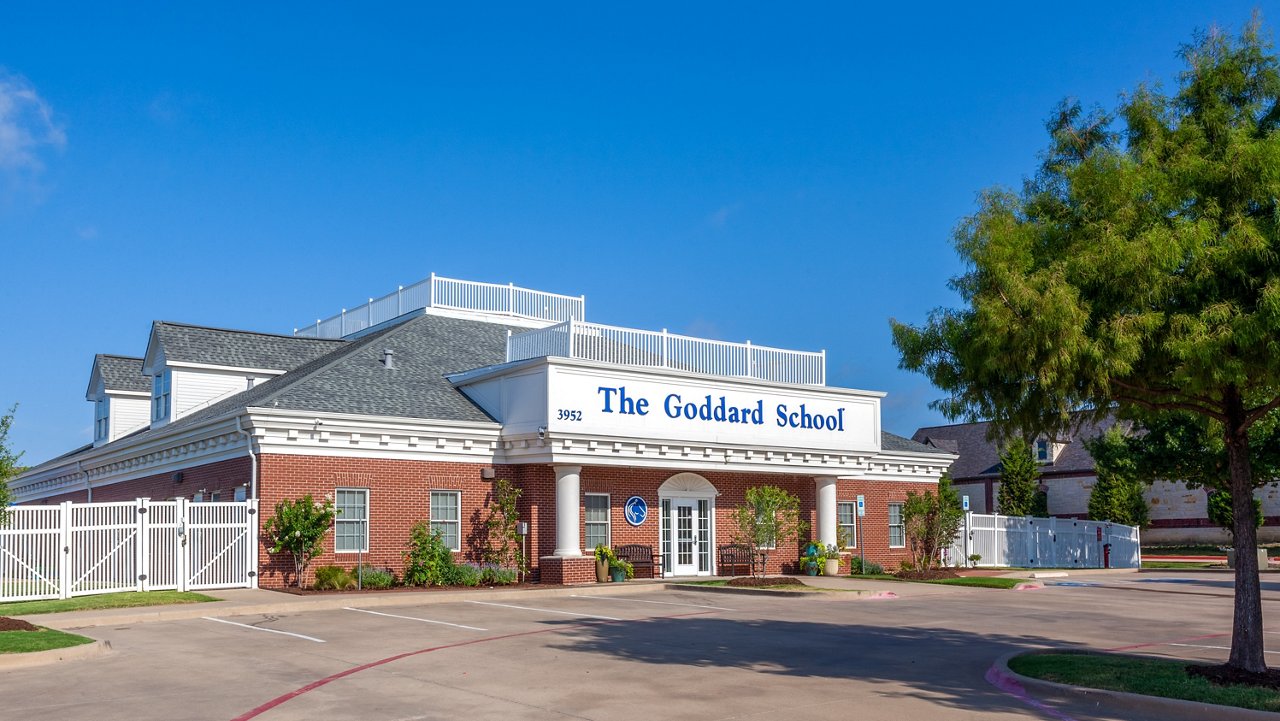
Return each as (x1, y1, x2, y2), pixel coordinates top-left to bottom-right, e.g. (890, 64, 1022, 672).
(554, 465, 583, 557)
(815, 476, 839, 549)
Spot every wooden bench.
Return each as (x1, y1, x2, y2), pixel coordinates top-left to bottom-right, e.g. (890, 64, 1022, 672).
(718, 543, 766, 576)
(615, 544, 661, 579)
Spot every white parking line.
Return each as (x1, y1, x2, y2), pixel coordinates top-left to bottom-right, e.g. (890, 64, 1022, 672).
(1167, 643, 1280, 655)
(343, 607, 487, 631)
(201, 616, 325, 643)
(569, 594, 734, 612)
(465, 600, 621, 621)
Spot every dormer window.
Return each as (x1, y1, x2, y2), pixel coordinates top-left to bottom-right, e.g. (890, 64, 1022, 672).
(152, 369, 171, 421)
(94, 398, 109, 441)
(1034, 438, 1052, 463)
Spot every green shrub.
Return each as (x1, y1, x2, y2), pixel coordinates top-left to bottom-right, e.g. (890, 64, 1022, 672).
(445, 563, 482, 587)
(849, 557, 885, 575)
(479, 564, 518, 585)
(314, 565, 355, 590)
(351, 565, 395, 589)
(404, 523, 456, 586)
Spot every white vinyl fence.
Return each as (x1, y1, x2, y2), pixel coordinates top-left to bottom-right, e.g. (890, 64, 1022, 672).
(945, 513, 1141, 569)
(0, 499, 259, 602)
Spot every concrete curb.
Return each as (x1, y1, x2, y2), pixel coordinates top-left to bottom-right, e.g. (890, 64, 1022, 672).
(22, 582, 678, 630)
(670, 584, 824, 598)
(0, 639, 111, 671)
(989, 649, 1279, 721)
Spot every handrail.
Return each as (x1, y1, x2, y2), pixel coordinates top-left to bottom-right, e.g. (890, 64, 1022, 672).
(507, 318, 825, 386)
(294, 274, 585, 338)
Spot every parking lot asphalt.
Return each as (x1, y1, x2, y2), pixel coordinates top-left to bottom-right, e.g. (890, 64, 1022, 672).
(2, 571, 1275, 721)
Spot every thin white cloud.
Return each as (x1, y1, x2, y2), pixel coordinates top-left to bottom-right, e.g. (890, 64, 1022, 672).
(0, 69, 66, 183)
(706, 203, 742, 229)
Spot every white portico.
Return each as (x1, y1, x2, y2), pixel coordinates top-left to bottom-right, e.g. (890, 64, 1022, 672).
(452, 354, 951, 577)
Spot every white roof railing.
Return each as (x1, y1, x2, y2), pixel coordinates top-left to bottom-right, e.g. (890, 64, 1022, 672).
(294, 273, 586, 338)
(507, 319, 826, 386)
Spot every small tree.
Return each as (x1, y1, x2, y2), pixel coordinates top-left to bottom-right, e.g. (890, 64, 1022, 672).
(731, 485, 807, 577)
(264, 495, 336, 587)
(0, 405, 21, 525)
(481, 478, 527, 574)
(1085, 428, 1149, 528)
(997, 443, 1040, 517)
(903, 474, 965, 570)
(1208, 490, 1264, 540)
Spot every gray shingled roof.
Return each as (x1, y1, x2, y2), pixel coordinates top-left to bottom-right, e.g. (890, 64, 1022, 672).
(155, 313, 518, 431)
(95, 355, 149, 393)
(911, 414, 1120, 480)
(151, 321, 345, 371)
(881, 430, 954, 456)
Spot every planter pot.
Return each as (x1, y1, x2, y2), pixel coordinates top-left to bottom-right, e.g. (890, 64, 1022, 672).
(596, 558, 609, 583)
(1226, 548, 1269, 570)
(804, 562, 819, 576)
(609, 567, 627, 582)
(824, 558, 840, 576)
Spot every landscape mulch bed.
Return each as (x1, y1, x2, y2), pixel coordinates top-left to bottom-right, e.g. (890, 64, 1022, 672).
(726, 577, 807, 588)
(895, 569, 961, 581)
(275, 582, 536, 595)
(0, 617, 38, 632)
(1189, 663, 1280, 692)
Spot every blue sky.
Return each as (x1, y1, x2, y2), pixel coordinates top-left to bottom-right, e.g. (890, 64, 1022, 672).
(0, 3, 1269, 465)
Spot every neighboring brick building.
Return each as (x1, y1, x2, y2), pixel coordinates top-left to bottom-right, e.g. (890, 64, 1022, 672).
(13, 275, 955, 587)
(911, 416, 1280, 543)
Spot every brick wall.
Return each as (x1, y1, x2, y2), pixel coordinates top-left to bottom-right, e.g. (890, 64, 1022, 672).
(33, 457, 251, 505)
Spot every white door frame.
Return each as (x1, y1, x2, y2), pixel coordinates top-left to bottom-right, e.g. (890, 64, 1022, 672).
(658, 473, 717, 577)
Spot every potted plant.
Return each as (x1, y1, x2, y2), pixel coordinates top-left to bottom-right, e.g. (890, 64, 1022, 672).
(800, 543, 826, 576)
(823, 544, 841, 576)
(609, 555, 634, 582)
(593, 544, 614, 583)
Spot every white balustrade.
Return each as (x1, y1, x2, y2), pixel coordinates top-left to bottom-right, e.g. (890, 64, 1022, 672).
(507, 319, 826, 386)
(294, 274, 585, 338)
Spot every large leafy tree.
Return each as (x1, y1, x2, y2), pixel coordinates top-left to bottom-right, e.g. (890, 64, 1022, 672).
(996, 443, 1041, 516)
(0, 405, 21, 524)
(892, 22, 1280, 673)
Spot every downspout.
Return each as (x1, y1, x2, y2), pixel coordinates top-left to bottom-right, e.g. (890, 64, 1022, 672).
(235, 416, 258, 499)
(78, 461, 90, 502)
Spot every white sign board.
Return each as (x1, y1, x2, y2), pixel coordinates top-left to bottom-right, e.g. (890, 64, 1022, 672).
(856, 495, 866, 517)
(547, 366, 880, 453)
(962, 495, 970, 511)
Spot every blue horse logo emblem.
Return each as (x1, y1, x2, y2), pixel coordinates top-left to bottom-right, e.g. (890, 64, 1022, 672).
(624, 496, 648, 526)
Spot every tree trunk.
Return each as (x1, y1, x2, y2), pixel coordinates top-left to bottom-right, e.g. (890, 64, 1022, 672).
(1224, 391, 1267, 673)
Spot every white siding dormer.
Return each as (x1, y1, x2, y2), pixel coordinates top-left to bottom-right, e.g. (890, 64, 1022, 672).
(170, 367, 273, 420)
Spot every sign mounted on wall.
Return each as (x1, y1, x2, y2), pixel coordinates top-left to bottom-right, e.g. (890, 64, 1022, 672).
(546, 366, 882, 454)
(624, 496, 649, 526)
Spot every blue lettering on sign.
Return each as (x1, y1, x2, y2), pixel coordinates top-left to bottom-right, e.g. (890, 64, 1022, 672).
(594, 386, 846, 434)
(624, 496, 648, 526)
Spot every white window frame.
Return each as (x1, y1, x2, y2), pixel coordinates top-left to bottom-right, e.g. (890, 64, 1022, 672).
(335, 487, 370, 554)
(888, 502, 905, 548)
(837, 501, 857, 549)
(585, 493, 611, 551)
(430, 490, 461, 552)
(152, 370, 171, 421)
(1034, 438, 1051, 463)
(94, 397, 110, 441)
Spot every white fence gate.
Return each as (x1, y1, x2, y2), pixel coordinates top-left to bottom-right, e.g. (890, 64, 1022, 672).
(0, 499, 259, 602)
(945, 513, 1141, 569)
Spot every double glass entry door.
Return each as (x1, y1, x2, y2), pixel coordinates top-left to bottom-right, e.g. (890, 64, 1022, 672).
(661, 498, 712, 576)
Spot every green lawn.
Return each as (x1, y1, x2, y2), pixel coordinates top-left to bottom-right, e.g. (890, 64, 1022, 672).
(850, 573, 1022, 589)
(0, 627, 95, 654)
(1009, 652, 1280, 712)
(1143, 545, 1279, 557)
(1143, 560, 1217, 569)
(0, 591, 217, 617)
